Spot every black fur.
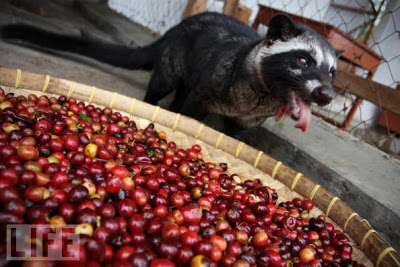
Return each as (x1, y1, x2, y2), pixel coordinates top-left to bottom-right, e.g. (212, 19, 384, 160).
(1, 12, 338, 136)
(1, 25, 156, 70)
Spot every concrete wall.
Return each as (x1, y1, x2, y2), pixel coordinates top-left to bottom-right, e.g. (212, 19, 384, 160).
(107, 0, 226, 34)
(108, 0, 187, 34)
(108, 0, 330, 34)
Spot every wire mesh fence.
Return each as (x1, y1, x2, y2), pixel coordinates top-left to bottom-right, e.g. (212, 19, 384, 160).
(108, 0, 400, 156)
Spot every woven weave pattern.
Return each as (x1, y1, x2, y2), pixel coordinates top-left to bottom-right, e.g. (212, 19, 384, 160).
(1, 67, 399, 266)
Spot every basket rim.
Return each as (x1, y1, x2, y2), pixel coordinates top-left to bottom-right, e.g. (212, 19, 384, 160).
(0, 66, 399, 267)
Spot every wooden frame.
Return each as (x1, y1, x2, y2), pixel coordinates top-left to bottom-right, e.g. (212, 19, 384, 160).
(378, 85, 400, 134)
(182, 0, 208, 18)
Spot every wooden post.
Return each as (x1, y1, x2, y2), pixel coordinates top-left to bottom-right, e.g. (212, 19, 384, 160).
(341, 97, 363, 130)
(235, 4, 252, 24)
(182, 0, 208, 19)
(223, 0, 239, 16)
(341, 71, 375, 130)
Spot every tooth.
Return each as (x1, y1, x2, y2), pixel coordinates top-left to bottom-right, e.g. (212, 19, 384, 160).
(295, 107, 300, 114)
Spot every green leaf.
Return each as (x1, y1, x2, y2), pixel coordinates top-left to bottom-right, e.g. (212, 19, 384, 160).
(78, 113, 93, 122)
(147, 150, 155, 157)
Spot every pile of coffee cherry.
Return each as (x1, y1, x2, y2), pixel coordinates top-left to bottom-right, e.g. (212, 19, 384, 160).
(0, 88, 364, 267)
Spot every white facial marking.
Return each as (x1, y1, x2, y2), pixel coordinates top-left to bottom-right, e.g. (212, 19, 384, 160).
(247, 43, 269, 88)
(313, 46, 324, 67)
(305, 80, 322, 93)
(290, 69, 302, 75)
(325, 52, 336, 70)
(254, 35, 330, 69)
(261, 36, 312, 56)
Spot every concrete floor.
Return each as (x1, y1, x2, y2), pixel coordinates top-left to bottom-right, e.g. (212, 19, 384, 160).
(0, 0, 399, 251)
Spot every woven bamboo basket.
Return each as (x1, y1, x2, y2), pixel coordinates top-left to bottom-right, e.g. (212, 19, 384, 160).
(0, 66, 399, 266)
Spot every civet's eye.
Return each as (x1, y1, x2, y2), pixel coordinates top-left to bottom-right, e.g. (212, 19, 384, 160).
(298, 57, 308, 67)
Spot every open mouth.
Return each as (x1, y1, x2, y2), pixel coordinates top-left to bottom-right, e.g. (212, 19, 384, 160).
(275, 91, 312, 132)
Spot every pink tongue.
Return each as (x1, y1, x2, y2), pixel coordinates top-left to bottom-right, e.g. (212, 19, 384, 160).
(294, 95, 311, 132)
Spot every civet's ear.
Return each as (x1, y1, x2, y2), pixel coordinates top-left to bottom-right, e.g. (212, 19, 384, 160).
(266, 14, 303, 43)
(335, 49, 345, 58)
